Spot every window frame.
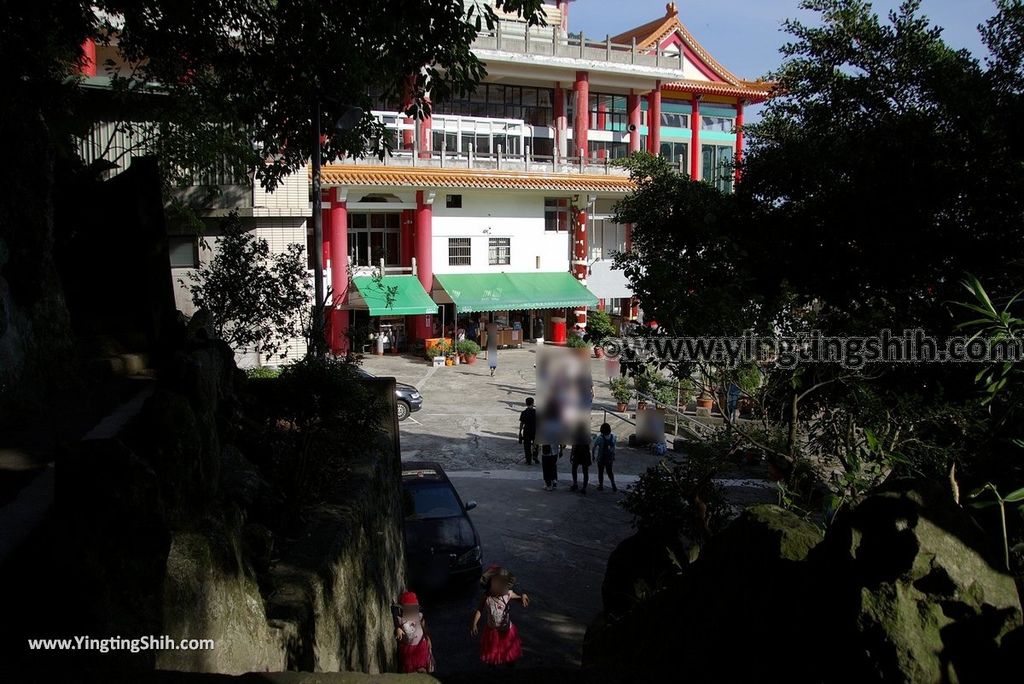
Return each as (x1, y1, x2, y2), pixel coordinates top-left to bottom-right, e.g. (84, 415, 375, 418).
(488, 237, 511, 266)
(448, 237, 472, 266)
(168, 236, 199, 268)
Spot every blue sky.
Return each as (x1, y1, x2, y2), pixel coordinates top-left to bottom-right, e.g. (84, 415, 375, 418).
(568, 0, 999, 82)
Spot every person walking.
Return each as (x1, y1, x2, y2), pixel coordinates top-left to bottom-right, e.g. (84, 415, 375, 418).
(518, 398, 537, 465)
(393, 591, 436, 673)
(470, 565, 529, 667)
(487, 322, 498, 376)
(569, 429, 592, 494)
(540, 444, 559, 491)
(593, 422, 618, 492)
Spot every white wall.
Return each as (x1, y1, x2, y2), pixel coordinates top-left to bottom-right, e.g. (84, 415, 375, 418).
(430, 191, 570, 274)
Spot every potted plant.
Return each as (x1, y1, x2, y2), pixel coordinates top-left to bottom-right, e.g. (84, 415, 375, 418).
(586, 309, 615, 358)
(426, 340, 452, 364)
(633, 366, 658, 409)
(566, 331, 591, 357)
(456, 339, 480, 365)
(653, 380, 677, 410)
(610, 377, 632, 412)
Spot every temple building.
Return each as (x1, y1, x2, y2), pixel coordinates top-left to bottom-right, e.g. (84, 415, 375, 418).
(79, 2, 771, 363)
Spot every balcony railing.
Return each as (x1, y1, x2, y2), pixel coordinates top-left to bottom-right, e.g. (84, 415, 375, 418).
(346, 144, 631, 176)
(472, 25, 687, 72)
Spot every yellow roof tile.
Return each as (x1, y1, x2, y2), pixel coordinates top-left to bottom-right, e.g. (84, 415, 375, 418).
(317, 166, 635, 193)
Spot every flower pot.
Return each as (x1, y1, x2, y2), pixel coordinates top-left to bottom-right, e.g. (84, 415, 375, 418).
(594, 346, 606, 359)
(637, 400, 648, 411)
(615, 402, 628, 412)
(696, 397, 714, 410)
(464, 353, 477, 365)
(445, 357, 454, 367)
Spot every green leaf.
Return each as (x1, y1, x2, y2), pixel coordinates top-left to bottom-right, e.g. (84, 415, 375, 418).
(1002, 488, 1024, 503)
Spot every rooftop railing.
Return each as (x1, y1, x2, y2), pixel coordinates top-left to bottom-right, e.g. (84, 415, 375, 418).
(472, 24, 686, 72)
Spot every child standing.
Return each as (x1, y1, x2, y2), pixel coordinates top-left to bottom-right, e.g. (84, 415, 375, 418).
(593, 422, 618, 492)
(470, 565, 530, 666)
(541, 444, 559, 491)
(570, 432, 592, 494)
(394, 591, 435, 673)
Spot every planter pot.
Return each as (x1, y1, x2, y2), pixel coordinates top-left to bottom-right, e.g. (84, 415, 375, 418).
(696, 397, 714, 410)
(573, 346, 591, 359)
(594, 346, 606, 359)
(464, 353, 478, 365)
(445, 357, 455, 367)
(615, 402, 628, 412)
(637, 401, 648, 411)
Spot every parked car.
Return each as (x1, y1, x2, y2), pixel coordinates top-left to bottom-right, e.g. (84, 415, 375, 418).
(354, 367, 422, 420)
(400, 462, 482, 590)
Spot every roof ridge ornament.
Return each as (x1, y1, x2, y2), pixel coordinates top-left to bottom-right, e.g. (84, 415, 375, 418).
(666, 2, 678, 17)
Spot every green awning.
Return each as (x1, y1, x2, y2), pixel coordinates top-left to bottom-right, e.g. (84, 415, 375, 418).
(350, 275, 437, 316)
(435, 272, 598, 313)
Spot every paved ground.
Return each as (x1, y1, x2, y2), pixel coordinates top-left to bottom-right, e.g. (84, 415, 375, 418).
(360, 346, 776, 674)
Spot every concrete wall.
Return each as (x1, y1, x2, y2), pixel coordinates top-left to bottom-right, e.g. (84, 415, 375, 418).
(431, 191, 570, 274)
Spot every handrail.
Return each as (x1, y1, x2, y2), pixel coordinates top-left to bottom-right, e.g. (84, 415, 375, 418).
(634, 390, 717, 440)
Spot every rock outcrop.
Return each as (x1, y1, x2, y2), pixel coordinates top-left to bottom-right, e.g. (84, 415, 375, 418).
(586, 481, 1023, 683)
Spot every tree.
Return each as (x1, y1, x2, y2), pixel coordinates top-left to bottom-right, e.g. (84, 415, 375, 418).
(183, 213, 311, 362)
(615, 0, 1024, 499)
(92, 0, 548, 190)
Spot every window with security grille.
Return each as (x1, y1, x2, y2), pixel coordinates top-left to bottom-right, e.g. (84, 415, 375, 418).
(448, 237, 472, 266)
(488, 237, 510, 265)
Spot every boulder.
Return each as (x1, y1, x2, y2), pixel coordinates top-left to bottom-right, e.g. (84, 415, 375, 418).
(808, 479, 1023, 683)
(585, 505, 823, 679)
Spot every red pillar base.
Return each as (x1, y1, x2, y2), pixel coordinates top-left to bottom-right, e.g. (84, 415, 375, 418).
(329, 308, 350, 356)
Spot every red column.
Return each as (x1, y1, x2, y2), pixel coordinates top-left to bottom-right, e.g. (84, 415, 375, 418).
(690, 97, 701, 180)
(735, 100, 745, 182)
(627, 94, 642, 153)
(80, 38, 97, 77)
(329, 188, 349, 355)
(573, 72, 589, 162)
(413, 191, 434, 341)
(554, 85, 567, 161)
(321, 193, 331, 270)
(646, 83, 662, 156)
(572, 206, 588, 332)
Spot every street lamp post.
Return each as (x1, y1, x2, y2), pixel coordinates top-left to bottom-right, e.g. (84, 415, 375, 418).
(310, 101, 364, 356)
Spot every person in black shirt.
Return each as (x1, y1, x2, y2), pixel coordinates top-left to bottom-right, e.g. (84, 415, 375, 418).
(518, 397, 537, 465)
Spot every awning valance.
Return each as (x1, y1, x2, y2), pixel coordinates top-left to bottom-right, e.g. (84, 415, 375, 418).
(434, 272, 598, 313)
(349, 275, 437, 316)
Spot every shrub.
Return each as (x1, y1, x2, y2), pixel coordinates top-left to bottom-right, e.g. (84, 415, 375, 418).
(456, 339, 480, 356)
(586, 309, 616, 343)
(567, 332, 590, 349)
(610, 377, 633, 404)
(245, 355, 387, 531)
(621, 430, 735, 542)
(245, 366, 280, 380)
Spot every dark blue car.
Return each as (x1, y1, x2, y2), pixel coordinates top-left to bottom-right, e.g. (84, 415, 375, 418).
(401, 462, 482, 590)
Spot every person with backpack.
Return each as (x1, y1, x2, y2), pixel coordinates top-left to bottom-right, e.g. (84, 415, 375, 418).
(592, 422, 618, 492)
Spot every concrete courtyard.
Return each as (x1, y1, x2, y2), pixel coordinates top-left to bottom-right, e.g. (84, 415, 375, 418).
(359, 345, 776, 673)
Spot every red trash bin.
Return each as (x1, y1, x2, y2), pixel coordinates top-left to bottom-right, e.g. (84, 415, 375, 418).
(550, 316, 567, 345)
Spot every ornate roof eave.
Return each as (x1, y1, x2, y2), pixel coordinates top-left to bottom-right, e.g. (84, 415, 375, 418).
(314, 165, 636, 193)
(662, 79, 776, 104)
(612, 3, 753, 88)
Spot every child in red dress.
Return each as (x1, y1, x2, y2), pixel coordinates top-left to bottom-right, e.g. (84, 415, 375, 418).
(394, 591, 435, 673)
(469, 565, 530, 666)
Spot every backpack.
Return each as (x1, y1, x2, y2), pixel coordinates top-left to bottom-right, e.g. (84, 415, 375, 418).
(598, 434, 614, 462)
